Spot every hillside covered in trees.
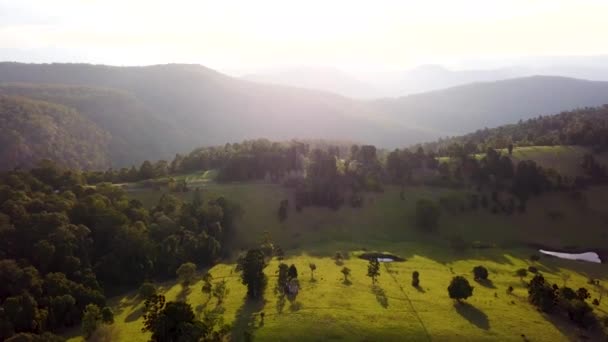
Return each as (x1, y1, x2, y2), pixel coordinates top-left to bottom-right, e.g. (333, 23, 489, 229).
(0, 95, 110, 170)
(2, 63, 608, 170)
(420, 105, 608, 155)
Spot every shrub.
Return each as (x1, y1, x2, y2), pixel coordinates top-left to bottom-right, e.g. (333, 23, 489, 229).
(448, 276, 474, 301)
(515, 268, 528, 280)
(412, 271, 420, 287)
(473, 266, 489, 280)
(528, 266, 538, 274)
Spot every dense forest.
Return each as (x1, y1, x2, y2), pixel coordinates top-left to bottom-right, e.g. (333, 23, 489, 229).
(0, 161, 241, 340)
(0, 95, 110, 170)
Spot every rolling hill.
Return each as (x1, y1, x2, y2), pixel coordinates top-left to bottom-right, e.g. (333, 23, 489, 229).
(0, 94, 110, 169)
(373, 76, 608, 138)
(2, 62, 608, 170)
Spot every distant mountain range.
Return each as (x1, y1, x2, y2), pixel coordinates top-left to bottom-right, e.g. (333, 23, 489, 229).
(242, 56, 608, 98)
(1, 62, 608, 170)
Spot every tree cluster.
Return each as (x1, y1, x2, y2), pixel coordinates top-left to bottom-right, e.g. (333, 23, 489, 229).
(0, 161, 240, 340)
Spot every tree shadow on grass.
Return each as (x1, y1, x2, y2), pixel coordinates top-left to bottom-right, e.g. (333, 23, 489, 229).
(124, 306, 144, 323)
(176, 285, 191, 302)
(372, 285, 389, 308)
(232, 297, 265, 341)
(276, 294, 286, 314)
(342, 279, 352, 286)
(414, 285, 426, 293)
(454, 302, 490, 330)
(475, 279, 496, 289)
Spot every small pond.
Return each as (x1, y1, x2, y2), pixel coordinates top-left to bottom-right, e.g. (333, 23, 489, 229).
(359, 252, 405, 262)
(539, 249, 602, 264)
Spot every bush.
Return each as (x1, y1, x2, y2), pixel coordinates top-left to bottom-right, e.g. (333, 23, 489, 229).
(176, 262, 197, 285)
(448, 276, 474, 301)
(412, 271, 420, 287)
(473, 266, 489, 280)
(528, 266, 538, 274)
(515, 268, 528, 279)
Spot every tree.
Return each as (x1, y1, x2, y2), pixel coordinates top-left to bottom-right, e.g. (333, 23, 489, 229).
(139, 160, 155, 180)
(142, 297, 201, 341)
(176, 262, 197, 286)
(577, 287, 591, 301)
(278, 200, 288, 222)
(240, 249, 267, 299)
(508, 143, 514, 155)
(288, 264, 298, 280)
(201, 273, 213, 296)
(212, 280, 229, 305)
(448, 276, 474, 302)
(341, 267, 351, 282)
(367, 259, 380, 284)
(415, 199, 441, 231)
(101, 307, 114, 324)
(516, 268, 528, 281)
(309, 263, 317, 280)
(473, 266, 489, 280)
(82, 303, 101, 337)
(527, 274, 557, 312)
(139, 282, 157, 299)
(412, 271, 420, 287)
(277, 263, 289, 290)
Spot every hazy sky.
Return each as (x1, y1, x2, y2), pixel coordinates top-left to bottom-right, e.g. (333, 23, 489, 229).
(1, 0, 608, 72)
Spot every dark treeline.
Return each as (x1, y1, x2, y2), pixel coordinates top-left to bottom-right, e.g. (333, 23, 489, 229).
(417, 105, 608, 155)
(0, 161, 240, 340)
(82, 139, 356, 185)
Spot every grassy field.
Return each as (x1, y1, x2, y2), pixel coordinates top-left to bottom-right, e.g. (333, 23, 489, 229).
(469, 145, 608, 178)
(68, 250, 608, 341)
(66, 168, 608, 341)
(127, 182, 608, 253)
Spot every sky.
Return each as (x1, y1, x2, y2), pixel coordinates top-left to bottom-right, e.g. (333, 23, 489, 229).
(1, 0, 608, 73)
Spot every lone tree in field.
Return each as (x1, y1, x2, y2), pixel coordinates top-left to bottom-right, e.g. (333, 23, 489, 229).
(341, 267, 351, 282)
(448, 276, 474, 302)
(412, 271, 420, 287)
(288, 264, 298, 280)
(415, 199, 441, 231)
(176, 262, 197, 286)
(473, 266, 489, 281)
(309, 263, 317, 280)
(516, 268, 528, 281)
(241, 249, 268, 299)
(367, 258, 380, 284)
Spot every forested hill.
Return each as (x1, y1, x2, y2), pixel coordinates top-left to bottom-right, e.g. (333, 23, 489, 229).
(0, 95, 110, 169)
(418, 105, 608, 155)
(0, 63, 408, 166)
(2, 63, 608, 170)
